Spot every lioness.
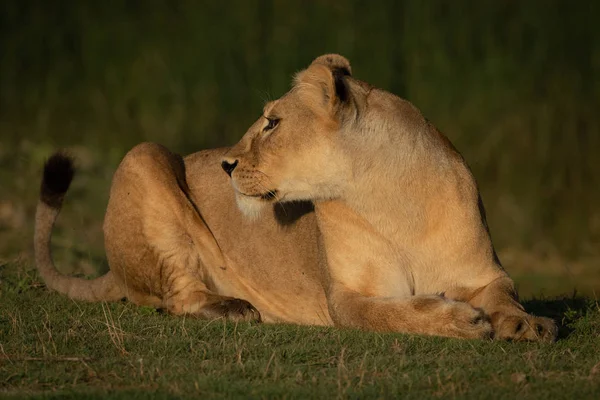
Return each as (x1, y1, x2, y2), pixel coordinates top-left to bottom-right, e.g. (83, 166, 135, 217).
(35, 54, 557, 341)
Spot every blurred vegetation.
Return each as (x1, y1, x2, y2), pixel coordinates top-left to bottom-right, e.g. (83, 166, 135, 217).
(0, 0, 598, 295)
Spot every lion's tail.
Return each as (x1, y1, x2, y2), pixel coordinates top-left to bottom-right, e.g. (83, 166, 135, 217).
(34, 153, 125, 302)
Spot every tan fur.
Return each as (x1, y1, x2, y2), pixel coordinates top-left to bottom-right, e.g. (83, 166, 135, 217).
(35, 143, 329, 324)
(221, 54, 556, 341)
(34, 54, 556, 341)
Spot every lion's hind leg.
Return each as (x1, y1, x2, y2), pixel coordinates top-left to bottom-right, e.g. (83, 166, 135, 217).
(106, 142, 261, 322)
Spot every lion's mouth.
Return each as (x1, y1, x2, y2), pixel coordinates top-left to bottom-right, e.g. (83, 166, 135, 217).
(238, 189, 279, 201)
(260, 190, 278, 201)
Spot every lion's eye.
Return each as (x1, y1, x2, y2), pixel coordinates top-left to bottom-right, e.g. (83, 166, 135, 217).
(264, 118, 280, 132)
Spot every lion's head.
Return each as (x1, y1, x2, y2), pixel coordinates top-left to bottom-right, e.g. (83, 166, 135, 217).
(222, 54, 374, 218)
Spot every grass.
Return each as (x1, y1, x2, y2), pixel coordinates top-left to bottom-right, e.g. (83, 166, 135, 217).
(1, 146, 598, 399)
(1, 261, 600, 399)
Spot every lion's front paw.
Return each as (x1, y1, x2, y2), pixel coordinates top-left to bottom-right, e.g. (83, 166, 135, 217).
(210, 298, 262, 323)
(444, 302, 493, 340)
(492, 313, 557, 342)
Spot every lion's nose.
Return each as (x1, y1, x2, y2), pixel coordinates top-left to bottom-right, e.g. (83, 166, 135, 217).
(221, 159, 238, 177)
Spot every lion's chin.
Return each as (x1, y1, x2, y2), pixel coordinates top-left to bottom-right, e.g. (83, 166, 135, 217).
(234, 193, 269, 220)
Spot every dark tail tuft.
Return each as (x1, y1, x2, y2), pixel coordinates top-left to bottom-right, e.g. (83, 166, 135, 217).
(41, 152, 76, 208)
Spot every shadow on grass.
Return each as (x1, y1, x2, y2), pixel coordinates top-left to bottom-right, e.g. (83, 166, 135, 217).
(522, 295, 597, 339)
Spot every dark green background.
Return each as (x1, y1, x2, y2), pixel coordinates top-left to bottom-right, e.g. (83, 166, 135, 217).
(1, 0, 598, 295)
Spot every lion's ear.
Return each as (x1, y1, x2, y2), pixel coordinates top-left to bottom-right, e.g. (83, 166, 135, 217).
(310, 54, 352, 77)
(294, 54, 352, 114)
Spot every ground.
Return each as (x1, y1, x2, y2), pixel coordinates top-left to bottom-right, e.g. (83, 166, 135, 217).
(0, 266, 599, 399)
